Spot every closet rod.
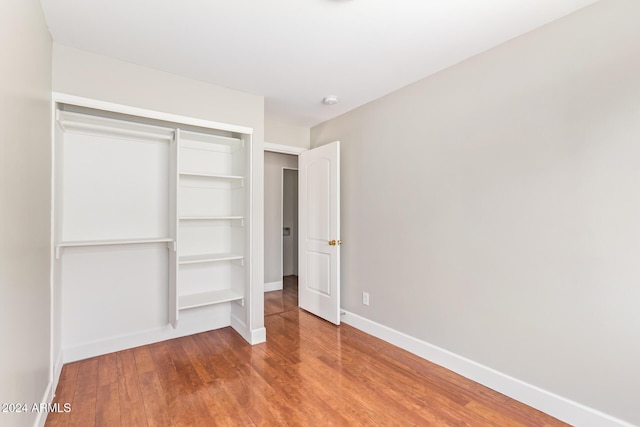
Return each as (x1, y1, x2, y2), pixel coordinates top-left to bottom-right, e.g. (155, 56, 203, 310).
(59, 121, 174, 142)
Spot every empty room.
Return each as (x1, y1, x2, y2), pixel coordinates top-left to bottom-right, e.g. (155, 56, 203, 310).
(1, 0, 639, 426)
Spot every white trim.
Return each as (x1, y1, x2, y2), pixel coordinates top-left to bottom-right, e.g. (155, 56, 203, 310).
(341, 310, 635, 427)
(53, 351, 63, 393)
(230, 311, 248, 342)
(36, 350, 65, 427)
(48, 97, 56, 416)
(246, 133, 258, 344)
(264, 141, 307, 155)
(230, 314, 265, 344)
(52, 93, 253, 135)
(33, 378, 55, 427)
(250, 327, 267, 344)
(264, 280, 283, 292)
(63, 314, 230, 363)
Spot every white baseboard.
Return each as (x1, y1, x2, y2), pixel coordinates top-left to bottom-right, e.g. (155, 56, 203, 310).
(250, 327, 267, 344)
(230, 312, 248, 341)
(33, 352, 64, 427)
(33, 377, 55, 427)
(53, 351, 63, 395)
(54, 352, 63, 381)
(229, 312, 266, 345)
(63, 309, 230, 363)
(341, 310, 634, 427)
(264, 280, 283, 292)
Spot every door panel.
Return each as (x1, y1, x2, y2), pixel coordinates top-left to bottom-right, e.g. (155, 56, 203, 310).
(306, 159, 331, 241)
(307, 251, 331, 295)
(299, 141, 340, 325)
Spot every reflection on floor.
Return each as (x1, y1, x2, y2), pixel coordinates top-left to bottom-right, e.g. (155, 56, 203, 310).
(264, 275, 298, 317)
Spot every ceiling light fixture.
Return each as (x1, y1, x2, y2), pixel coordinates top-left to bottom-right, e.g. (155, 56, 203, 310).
(323, 96, 339, 105)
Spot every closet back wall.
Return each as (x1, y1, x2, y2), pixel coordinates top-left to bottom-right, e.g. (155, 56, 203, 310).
(52, 44, 265, 364)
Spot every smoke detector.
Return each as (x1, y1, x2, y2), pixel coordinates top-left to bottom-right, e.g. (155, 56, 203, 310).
(323, 96, 339, 105)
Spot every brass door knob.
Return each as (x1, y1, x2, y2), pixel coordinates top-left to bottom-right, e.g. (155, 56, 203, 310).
(329, 240, 336, 246)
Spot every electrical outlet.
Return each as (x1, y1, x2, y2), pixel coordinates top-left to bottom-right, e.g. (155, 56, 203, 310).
(362, 292, 369, 306)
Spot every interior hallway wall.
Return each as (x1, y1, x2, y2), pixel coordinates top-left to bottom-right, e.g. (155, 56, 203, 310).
(264, 152, 298, 288)
(283, 169, 299, 276)
(311, 0, 640, 424)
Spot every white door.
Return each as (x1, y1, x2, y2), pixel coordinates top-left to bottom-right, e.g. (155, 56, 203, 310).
(298, 141, 341, 325)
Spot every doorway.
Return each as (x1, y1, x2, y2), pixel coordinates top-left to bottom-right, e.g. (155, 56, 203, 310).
(263, 150, 300, 317)
(264, 168, 298, 316)
(282, 168, 298, 280)
(263, 142, 341, 324)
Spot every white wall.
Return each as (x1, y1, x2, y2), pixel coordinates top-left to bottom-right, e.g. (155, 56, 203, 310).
(0, 1, 52, 427)
(51, 44, 266, 348)
(265, 116, 310, 149)
(283, 169, 298, 276)
(311, 0, 640, 425)
(264, 152, 298, 287)
(53, 45, 263, 130)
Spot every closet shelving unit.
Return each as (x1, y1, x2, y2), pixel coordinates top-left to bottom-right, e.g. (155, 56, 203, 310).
(54, 106, 252, 342)
(173, 129, 251, 321)
(54, 110, 176, 258)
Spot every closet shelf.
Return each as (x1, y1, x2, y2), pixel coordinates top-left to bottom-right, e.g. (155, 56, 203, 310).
(56, 237, 175, 259)
(57, 110, 174, 143)
(179, 171, 244, 180)
(58, 237, 174, 248)
(179, 216, 243, 221)
(179, 130, 242, 146)
(179, 289, 244, 310)
(178, 253, 244, 265)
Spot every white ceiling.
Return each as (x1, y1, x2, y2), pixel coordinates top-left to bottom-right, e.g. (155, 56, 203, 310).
(40, 0, 599, 127)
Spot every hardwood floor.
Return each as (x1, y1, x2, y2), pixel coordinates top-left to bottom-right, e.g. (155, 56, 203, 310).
(264, 275, 298, 317)
(46, 276, 568, 426)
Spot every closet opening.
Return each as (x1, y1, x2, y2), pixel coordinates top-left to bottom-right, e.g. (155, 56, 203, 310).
(52, 98, 254, 364)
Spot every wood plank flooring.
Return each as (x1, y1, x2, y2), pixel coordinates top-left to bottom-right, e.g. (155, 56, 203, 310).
(264, 275, 298, 317)
(46, 276, 568, 426)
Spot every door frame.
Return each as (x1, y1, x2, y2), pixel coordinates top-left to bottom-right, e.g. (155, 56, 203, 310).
(264, 141, 341, 325)
(264, 142, 307, 156)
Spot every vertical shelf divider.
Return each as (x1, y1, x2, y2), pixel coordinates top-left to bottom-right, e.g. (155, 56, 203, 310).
(169, 129, 179, 328)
